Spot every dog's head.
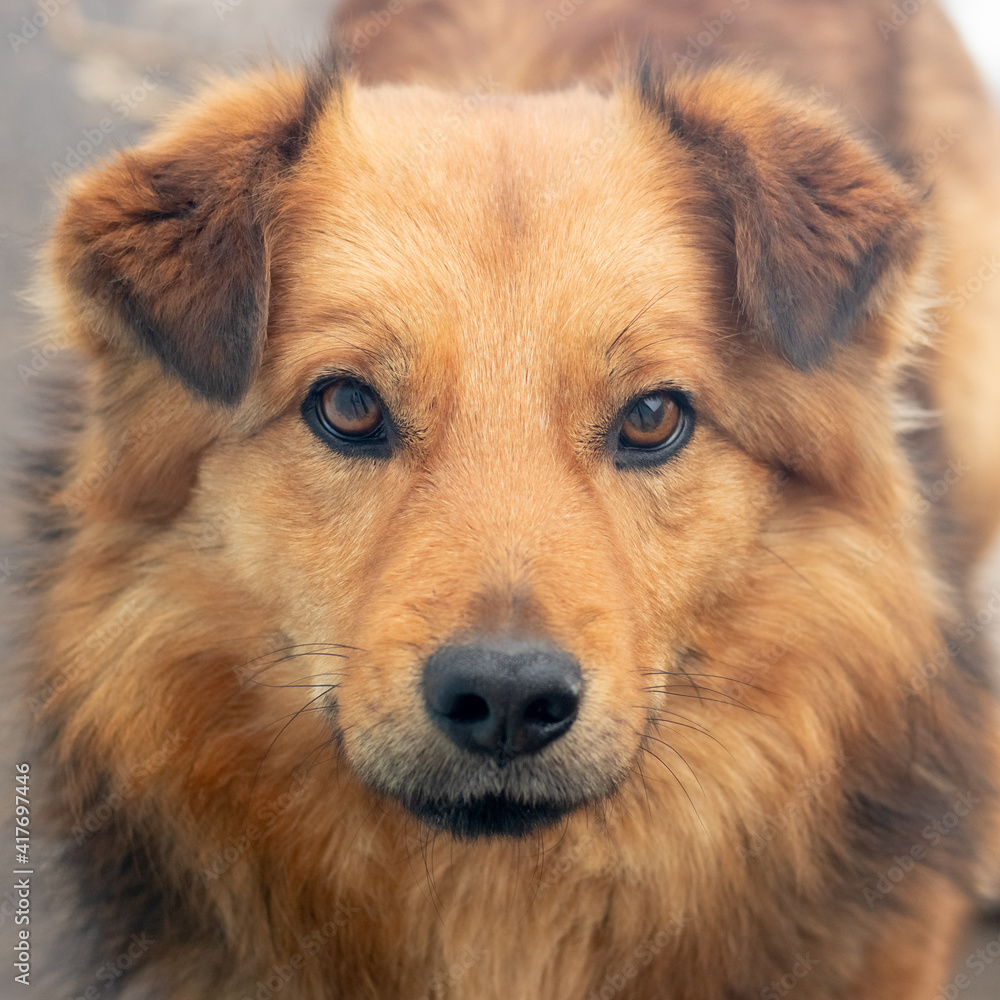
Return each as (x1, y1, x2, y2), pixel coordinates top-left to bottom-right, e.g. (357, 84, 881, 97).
(45, 56, 932, 842)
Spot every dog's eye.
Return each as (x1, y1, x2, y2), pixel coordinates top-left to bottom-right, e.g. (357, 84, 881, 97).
(303, 377, 392, 457)
(615, 391, 693, 467)
(319, 379, 384, 438)
(620, 394, 680, 448)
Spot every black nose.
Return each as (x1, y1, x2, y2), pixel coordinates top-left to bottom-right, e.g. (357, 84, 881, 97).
(423, 640, 582, 764)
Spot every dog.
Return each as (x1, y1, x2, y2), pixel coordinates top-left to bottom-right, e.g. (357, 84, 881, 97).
(28, 0, 1000, 997)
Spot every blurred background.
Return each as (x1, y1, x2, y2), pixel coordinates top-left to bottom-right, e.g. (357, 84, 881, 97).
(0, 1, 998, 996)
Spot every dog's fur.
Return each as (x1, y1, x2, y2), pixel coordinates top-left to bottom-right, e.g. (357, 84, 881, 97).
(28, 1, 1000, 997)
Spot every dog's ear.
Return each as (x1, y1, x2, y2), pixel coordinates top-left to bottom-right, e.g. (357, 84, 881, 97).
(50, 58, 341, 404)
(637, 64, 926, 369)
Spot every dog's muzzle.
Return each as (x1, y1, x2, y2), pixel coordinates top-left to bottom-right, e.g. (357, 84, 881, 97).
(412, 638, 584, 838)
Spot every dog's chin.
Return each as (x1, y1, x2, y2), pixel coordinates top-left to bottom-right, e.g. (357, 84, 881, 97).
(348, 734, 627, 839)
(409, 793, 574, 839)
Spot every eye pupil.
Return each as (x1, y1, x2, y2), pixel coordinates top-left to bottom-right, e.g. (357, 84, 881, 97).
(320, 379, 384, 438)
(632, 396, 665, 432)
(340, 387, 372, 422)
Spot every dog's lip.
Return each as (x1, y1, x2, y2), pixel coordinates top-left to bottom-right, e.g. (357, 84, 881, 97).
(407, 793, 573, 839)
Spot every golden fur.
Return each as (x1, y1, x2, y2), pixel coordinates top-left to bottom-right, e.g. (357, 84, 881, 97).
(28, 1, 1000, 997)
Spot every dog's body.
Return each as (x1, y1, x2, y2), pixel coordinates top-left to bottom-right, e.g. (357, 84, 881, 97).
(29, 1, 1000, 998)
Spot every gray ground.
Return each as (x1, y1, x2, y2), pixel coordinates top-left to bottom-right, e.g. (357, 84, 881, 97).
(1, 1, 999, 997)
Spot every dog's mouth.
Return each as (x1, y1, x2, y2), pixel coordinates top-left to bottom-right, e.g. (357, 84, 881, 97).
(408, 793, 572, 839)
(341, 635, 630, 838)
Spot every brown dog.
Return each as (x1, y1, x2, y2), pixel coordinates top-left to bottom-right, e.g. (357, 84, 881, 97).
(30, 1, 1000, 997)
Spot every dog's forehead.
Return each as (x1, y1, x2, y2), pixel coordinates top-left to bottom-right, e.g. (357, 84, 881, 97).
(268, 84, 721, 385)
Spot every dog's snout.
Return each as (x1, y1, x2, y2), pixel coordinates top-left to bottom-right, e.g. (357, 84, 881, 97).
(423, 641, 582, 763)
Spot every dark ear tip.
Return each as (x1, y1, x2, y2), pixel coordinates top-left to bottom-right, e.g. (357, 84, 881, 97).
(741, 317, 833, 372)
(754, 308, 843, 372)
(778, 336, 834, 373)
(151, 328, 260, 406)
(180, 370, 251, 406)
(114, 273, 265, 406)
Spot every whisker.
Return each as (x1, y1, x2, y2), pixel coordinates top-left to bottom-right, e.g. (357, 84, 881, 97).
(249, 699, 338, 733)
(248, 687, 335, 817)
(238, 641, 356, 665)
(293, 737, 341, 780)
(641, 708, 710, 733)
(246, 680, 342, 689)
(642, 669, 769, 693)
(645, 715, 733, 756)
(641, 728, 704, 794)
(635, 754, 653, 822)
(633, 703, 713, 734)
(240, 648, 352, 682)
(636, 745, 705, 831)
(643, 688, 759, 712)
(644, 705, 710, 727)
(761, 544, 843, 617)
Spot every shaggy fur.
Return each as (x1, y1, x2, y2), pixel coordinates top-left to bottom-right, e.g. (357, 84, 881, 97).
(28, 1, 1000, 998)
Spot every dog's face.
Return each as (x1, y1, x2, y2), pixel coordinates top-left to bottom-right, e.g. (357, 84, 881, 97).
(47, 63, 927, 842)
(237, 86, 779, 835)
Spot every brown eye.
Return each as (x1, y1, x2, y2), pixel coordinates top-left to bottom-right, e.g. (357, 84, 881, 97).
(319, 378, 384, 438)
(619, 392, 682, 449)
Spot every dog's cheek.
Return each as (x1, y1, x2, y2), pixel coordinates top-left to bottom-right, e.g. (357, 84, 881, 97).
(182, 436, 406, 636)
(601, 435, 777, 637)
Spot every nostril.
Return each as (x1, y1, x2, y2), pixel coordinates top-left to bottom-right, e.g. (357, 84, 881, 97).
(524, 694, 575, 726)
(446, 693, 490, 724)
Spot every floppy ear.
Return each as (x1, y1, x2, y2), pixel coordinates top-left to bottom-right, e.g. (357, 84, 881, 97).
(50, 58, 340, 404)
(637, 63, 926, 369)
